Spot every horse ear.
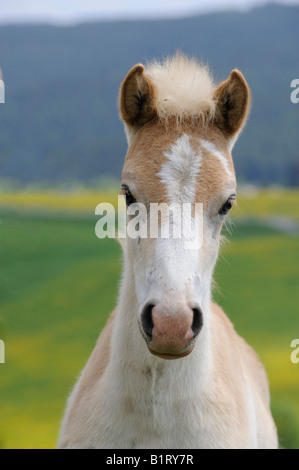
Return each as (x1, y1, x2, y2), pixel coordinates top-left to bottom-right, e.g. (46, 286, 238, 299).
(119, 64, 157, 139)
(214, 69, 250, 147)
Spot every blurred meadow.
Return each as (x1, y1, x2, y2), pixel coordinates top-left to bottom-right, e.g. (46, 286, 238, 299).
(0, 0, 299, 451)
(0, 187, 298, 449)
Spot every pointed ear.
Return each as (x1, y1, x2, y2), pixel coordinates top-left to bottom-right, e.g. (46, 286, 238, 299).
(214, 69, 250, 147)
(119, 64, 157, 140)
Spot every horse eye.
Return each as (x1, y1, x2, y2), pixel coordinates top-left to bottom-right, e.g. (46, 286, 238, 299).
(121, 185, 136, 207)
(125, 191, 136, 207)
(218, 198, 234, 216)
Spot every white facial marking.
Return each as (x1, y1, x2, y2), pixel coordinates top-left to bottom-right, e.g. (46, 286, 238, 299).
(157, 133, 201, 204)
(147, 134, 203, 303)
(200, 139, 233, 178)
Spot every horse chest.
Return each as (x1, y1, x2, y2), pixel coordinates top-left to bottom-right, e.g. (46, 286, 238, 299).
(97, 375, 223, 449)
(106, 398, 203, 449)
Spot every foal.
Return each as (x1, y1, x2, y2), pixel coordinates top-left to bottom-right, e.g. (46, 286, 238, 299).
(58, 55, 278, 449)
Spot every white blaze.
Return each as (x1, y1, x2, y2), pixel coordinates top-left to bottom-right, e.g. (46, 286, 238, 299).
(157, 133, 203, 249)
(200, 139, 233, 178)
(157, 133, 201, 205)
(153, 133, 203, 299)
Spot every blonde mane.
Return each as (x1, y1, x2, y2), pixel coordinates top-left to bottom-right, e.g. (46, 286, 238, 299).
(146, 54, 216, 122)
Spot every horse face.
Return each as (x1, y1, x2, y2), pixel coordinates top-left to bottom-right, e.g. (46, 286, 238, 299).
(119, 56, 249, 359)
(121, 121, 236, 359)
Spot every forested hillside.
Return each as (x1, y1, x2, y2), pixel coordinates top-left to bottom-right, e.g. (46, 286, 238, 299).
(0, 3, 298, 186)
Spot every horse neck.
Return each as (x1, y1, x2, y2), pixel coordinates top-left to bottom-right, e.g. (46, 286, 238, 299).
(108, 252, 213, 396)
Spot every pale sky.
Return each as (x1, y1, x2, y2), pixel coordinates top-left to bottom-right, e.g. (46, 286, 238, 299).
(0, 0, 298, 24)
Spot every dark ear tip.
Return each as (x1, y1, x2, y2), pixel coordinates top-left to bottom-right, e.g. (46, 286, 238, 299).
(226, 69, 251, 106)
(214, 68, 250, 138)
(119, 63, 157, 130)
(230, 68, 242, 77)
(230, 69, 250, 91)
(129, 64, 145, 76)
(120, 64, 145, 93)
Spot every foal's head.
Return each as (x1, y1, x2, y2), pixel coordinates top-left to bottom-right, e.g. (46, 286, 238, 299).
(119, 55, 250, 360)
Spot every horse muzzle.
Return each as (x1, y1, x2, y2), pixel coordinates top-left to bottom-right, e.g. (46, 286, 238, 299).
(140, 301, 203, 360)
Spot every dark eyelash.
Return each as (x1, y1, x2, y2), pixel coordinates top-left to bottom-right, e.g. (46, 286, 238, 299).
(218, 196, 235, 216)
(121, 184, 136, 207)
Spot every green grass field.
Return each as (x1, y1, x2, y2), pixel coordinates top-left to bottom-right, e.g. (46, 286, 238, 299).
(0, 189, 298, 448)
